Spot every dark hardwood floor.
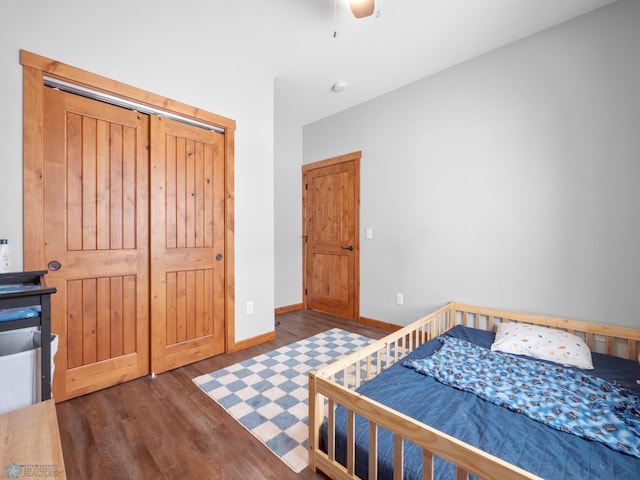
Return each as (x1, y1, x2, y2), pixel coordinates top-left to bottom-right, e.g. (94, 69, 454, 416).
(55, 310, 390, 479)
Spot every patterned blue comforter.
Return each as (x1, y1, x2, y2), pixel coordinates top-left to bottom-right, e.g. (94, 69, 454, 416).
(404, 336, 640, 459)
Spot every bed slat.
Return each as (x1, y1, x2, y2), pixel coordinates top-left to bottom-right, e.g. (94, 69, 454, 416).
(369, 421, 378, 480)
(328, 398, 335, 462)
(605, 335, 614, 356)
(393, 434, 403, 480)
(456, 468, 469, 480)
(585, 331, 594, 350)
(422, 450, 434, 480)
(347, 409, 355, 475)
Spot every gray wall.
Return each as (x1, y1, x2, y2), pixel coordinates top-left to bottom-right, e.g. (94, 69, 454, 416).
(0, 0, 275, 341)
(302, 0, 640, 328)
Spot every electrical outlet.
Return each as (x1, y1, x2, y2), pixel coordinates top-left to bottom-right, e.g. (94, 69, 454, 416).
(246, 300, 254, 314)
(396, 293, 403, 305)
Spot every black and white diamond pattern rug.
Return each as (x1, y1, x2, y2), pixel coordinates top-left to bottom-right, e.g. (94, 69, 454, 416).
(192, 328, 374, 473)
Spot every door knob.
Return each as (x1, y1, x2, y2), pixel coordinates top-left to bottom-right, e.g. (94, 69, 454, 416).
(216, 253, 223, 261)
(48, 260, 62, 271)
(341, 246, 354, 251)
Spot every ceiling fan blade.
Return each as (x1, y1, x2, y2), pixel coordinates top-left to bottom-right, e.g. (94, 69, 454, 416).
(349, 0, 375, 19)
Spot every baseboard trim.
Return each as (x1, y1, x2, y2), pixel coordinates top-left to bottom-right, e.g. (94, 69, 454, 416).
(229, 330, 276, 353)
(359, 316, 401, 332)
(275, 303, 305, 315)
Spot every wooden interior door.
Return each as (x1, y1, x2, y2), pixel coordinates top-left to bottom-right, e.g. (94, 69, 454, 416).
(150, 116, 226, 373)
(43, 87, 150, 401)
(303, 152, 360, 320)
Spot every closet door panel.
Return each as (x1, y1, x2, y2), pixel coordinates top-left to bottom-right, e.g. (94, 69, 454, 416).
(150, 116, 225, 373)
(43, 87, 150, 401)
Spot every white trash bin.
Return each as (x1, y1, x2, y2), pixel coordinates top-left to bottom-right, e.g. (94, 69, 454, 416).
(0, 329, 58, 414)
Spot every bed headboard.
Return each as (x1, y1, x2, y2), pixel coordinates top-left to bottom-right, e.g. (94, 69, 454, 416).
(452, 302, 640, 361)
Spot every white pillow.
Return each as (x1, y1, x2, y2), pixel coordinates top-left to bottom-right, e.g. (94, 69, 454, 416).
(491, 322, 593, 369)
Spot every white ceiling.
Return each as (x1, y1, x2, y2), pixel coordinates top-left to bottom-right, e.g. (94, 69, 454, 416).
(249, 0, 617, 126)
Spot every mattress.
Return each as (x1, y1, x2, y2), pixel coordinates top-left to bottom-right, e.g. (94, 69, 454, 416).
(325, 325, 640, 479)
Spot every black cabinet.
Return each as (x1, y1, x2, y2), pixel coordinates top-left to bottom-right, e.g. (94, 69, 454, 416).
(0, 271, 57, 401)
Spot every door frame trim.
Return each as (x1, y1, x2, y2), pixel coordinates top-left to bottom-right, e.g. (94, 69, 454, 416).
(21, 50, 237, 353)
(302, 151, 361, 321)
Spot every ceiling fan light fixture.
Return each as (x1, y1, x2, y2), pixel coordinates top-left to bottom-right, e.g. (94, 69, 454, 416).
(349, 0, 375, 19)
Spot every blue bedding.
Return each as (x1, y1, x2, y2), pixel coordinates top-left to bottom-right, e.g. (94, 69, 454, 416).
(0, 284, 42, 322)
(0, 306, 41, 322)
(405, 336, 640, 458)
(325, 325, 640, 479)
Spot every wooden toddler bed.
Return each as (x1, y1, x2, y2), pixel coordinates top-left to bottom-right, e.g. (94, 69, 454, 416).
(308, 302, 640, 480)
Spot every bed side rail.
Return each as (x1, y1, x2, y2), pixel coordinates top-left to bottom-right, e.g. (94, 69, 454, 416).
(310, 373, 542, 480)
(314, 303, 454, 385)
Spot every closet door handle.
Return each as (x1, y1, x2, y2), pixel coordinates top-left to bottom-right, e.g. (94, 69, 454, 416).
(48, 260, 62, 271)
(216, 254, 223, 261)
(341, 245, 354, 251)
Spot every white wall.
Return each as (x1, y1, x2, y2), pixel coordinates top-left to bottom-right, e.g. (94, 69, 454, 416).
(302, 0, 640, 328)
(0, 0, 275, 341)
(274, 83, 304, 308)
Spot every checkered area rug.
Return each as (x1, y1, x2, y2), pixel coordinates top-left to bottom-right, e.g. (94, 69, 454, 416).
(193, 328, 374, 473)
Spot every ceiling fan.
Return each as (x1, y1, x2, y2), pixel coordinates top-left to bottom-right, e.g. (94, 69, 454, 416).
(348, 0, 375, 18)
(332, 0, 376, 39)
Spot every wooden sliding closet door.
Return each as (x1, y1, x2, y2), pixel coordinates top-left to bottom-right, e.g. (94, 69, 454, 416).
(150, 116, 226, 374)
(43, 88, 150, 401)
(23, 50, 236, 401)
